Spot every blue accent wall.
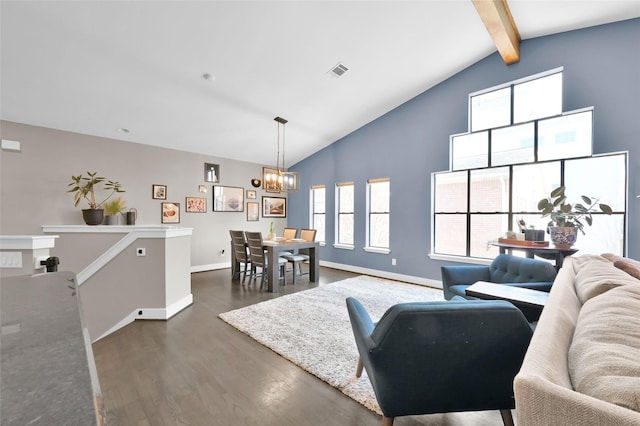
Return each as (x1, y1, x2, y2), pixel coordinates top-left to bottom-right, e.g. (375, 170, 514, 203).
(287, 18, 640, 280)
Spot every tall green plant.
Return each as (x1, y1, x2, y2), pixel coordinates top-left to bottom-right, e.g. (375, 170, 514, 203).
(67, 171, 125, 209)
(537, 186, 612, 235)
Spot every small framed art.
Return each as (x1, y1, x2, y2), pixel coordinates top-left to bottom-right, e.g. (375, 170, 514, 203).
(152, 184, 167, 200)
(161, 202, 180, 223)
(204, 163, 220, 183)
(246, 202, 259, 221)
(262, 196, 286, 218)
(213, 185, 244, 212)
(186, 197, 207, 213)
(246, 189, 257, 200)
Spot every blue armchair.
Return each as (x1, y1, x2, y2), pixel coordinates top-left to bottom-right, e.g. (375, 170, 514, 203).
(346, 297, 532, 426)
(441, 254, 557, 300)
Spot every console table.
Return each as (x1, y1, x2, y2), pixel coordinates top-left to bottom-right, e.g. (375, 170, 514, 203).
(492, 242, 578, 271)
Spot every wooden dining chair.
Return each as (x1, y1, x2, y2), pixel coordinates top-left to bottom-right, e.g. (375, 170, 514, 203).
(244, 231, 286, 288)
(229, 230, 250, 283)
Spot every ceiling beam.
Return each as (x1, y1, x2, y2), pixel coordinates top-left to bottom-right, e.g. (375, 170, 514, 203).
(472, 0, 521, 65)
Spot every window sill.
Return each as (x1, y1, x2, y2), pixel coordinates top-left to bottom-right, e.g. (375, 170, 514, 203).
(428, 253, 492, 265)
(333, 243, 355, 250)
(363, 247, 390, 254)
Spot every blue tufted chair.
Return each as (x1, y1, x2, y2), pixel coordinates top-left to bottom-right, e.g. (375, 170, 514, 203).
(441, 254, 557, 301)
(346, 297, 533, 426)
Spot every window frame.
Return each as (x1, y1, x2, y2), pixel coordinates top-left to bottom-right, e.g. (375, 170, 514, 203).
(334, 182, 355, 250)
(364, 178, 390, 254)
(310, 185, 326, 244)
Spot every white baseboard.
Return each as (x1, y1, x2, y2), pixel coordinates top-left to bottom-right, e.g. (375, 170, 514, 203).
(320, 260, 443, 290)
(190, 261, 443, 290)
(191, 262, 229, 273)
(93, 293, 193, 342)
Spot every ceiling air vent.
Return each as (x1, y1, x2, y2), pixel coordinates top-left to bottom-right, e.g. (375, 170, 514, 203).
(328, 63, 349, 78)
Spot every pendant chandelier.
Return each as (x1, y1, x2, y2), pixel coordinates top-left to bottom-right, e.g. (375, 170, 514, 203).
(263, 116, 298, 193)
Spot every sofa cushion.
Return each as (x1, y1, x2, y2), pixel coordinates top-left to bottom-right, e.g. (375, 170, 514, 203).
(568, 284, 640, 412)
(614, 259, 640, 280)
(573, 255, 638, 303)
(602, 253, 640, 280)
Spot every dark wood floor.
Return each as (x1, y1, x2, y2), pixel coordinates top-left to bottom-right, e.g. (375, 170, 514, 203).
(92, 267, 508, 426)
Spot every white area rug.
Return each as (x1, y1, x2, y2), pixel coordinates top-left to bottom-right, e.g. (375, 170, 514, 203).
(218, 275, 445, 415)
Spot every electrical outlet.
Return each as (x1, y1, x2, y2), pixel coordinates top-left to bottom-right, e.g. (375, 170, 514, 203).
(392, 258, 397, 266)
(136, 248, 146, 257)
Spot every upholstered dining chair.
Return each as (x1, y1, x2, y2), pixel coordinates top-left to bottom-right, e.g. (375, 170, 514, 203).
(279, 227, 299, 256)
(346, 297, 533, 426)
(229, 230, 250, 283)
(280, 228, 317, 283)
(283, 227, 298, 240)
(244, 231, 286, 288)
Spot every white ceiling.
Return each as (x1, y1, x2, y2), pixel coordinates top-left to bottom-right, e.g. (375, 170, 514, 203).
(2, 1, 639, 166)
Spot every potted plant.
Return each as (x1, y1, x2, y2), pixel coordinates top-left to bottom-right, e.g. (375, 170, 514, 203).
(103, 196, 127, 225)
(537, 186, 612, 248)
(67, 172, 125, 225)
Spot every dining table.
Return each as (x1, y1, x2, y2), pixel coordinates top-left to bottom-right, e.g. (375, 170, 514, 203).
(231, 238, 320, 292)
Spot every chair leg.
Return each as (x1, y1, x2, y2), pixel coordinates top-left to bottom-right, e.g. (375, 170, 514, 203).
(356, 357, 363, 378)
(241, 263, 249, 284)
(382, 416, 394, 426)
(499, 409, 514, 426)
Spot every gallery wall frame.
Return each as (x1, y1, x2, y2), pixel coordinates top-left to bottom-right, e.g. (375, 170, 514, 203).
(152, 184, 167, 200)
(204, 163, 220, 183)
(246, 189, 257, 199)
(161, 202, 180, 223)
(262, 196, 286, 218)
(213, 185, 244, 212)
(186, 196, 207, 213)
(246, 202, 259, 221)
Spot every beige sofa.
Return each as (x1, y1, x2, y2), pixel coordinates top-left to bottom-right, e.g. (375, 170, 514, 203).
(514, 254, 640, 425)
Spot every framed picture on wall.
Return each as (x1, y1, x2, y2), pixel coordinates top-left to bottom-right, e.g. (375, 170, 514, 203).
(161, 202, 180, 223)
(204, 163, 220, 183)
(246, 189, 257, 199)
(262, 196, 286, 218)
(185, 197, 207, 213)
(247, 202, 259, 221)
(152, 184, 167, 200)
(213, 185, 244, 212)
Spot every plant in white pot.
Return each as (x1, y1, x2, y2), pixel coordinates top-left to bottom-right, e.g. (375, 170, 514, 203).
(537, 186, 612, 248)
(67, 172, 125, 225)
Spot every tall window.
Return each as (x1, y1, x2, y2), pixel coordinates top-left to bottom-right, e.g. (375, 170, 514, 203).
(433, 154, 626, 259)
(366, 178, 390, 252)
(434, 68, 627, 260)
(310, 185, 325, 243)
(335, 182, 354, 248)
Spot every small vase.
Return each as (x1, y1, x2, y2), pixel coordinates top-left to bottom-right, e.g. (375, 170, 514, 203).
(104, 215, 119, 225)
(82, 209, 104, 226)
(548, 226, 578, 249)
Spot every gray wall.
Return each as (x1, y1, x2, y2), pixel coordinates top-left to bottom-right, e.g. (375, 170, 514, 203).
(0, 122, 287, 271)
(287, 19, 640, 280)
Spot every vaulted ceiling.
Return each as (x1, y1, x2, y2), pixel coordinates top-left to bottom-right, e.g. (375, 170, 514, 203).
(1, 1, 638, 166)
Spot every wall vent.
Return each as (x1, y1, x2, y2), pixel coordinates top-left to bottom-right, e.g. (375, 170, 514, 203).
(328, 63, 349, 78)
